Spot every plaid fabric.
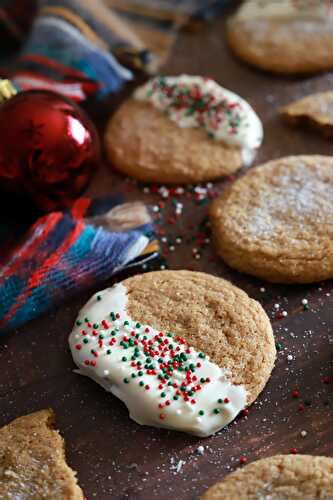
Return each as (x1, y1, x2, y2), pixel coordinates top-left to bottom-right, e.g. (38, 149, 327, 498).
(2, 0, 231, 101)
(0, 196, 159, 333)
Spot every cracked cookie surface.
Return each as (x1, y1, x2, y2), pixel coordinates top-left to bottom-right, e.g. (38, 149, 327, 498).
(210, 156, 333, 283)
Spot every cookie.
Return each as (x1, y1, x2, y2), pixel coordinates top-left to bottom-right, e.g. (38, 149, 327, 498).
(282, 91, 333, 137)
(0, 409, 83, 499)
(227, 0, 333, 74)
(69, 270, 275, 437)
(202, 454, 333, 499)
(105, 75, 263, 183)
(210, 155, 333, 284)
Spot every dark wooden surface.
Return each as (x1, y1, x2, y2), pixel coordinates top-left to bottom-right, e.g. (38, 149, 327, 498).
(1, 7, 333, 500)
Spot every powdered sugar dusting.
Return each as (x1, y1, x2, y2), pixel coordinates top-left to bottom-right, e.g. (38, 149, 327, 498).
(244, 161, 333, 239)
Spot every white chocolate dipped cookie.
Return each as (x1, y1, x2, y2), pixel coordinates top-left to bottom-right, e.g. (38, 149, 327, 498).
(105, 75, 263, 183)
(69, 271, 275, 437)
(227, 0, 333, 74)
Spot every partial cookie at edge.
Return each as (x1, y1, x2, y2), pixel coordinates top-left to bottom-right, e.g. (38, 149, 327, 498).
(0, 409, 83, 500)
(210, 156, 333, 284)
(201, 454, 333, 499)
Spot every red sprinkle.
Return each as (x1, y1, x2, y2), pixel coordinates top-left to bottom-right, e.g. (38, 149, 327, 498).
(239, 456, 247, 465)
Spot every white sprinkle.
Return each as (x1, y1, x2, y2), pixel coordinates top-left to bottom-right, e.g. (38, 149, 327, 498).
(301, 430, 307, 438)
(260, 287, 266, 292)
(103, 370, 110, 376)
(287, 355, 293, 361)
(282, 311, 288, 317)
(152, 205, 159, 213)
(176, 460, 185, 473)
(169, 246, 175, 251)
(274, 303, 280, 310)
(302, 299, 308, 305)
(196, 445, 205, 455)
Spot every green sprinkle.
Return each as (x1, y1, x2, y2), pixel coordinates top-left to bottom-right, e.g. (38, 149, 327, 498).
(139, 381, 145, 387)
(200, 377, 206, 383)
(123, 378, 129, 384)
(218, 398, 223, 404)
(198, 410, 204, 416)
(106, 350, 112, 355)
(138, 371, 144, 376)
(173, 396, 179, 400)
(76, 320, 82, 326)
(93, 323, 99, 329)
(122, 356, 127, 362)
(198, 353, 205, 359)
(213, 408, 220, 414)
(84, 317, 89, 323)
(136, 323, 141, 329)
(131, 373, 137, 378)
(99, 334, 104, 340)
(96, 295, 101, 301)
(83, 338, 89, 344)
(276, 342, 283, 351)
(160, 392, 166, 398)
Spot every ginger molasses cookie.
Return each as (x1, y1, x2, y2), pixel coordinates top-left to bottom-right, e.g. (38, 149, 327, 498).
(210, 156, 333, 284)
(282, 91, 333, 137)
(69, 270, 275, 437)
(0, 409, 83, 499)
(105, 75, 263, 183)
(227, 0, 333, 74)
(202, 454, 333, 499)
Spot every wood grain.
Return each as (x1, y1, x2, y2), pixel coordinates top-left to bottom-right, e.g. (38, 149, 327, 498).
(0, 7, 332, 499)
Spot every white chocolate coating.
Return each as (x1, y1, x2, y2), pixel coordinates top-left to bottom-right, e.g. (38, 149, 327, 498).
(134, 75, 263, 164)
(69, 283, 247, 438)
(235, 0, 333, 22)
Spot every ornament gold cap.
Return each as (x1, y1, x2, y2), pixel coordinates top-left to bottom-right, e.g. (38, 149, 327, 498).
(0, 80, 17, 101)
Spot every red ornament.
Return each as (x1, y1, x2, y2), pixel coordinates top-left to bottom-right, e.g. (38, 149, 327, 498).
(0, 89, 100, 211)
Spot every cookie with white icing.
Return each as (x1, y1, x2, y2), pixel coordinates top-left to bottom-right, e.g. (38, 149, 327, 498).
(282, 91, 333, 137)
(210, 156, 333, 283)
(104, 75, 263, 183)
(202, 454, 333, 499)
(227, 0, 333, 74)
(69, 270, 275, 437)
